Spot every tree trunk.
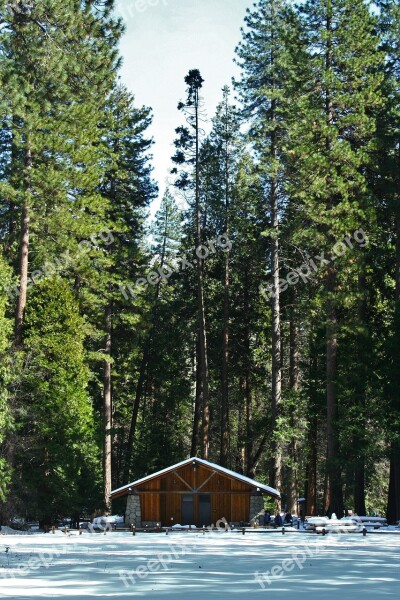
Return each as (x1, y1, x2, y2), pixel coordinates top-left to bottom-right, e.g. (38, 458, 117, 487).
(323, 5, 343, 518)
(306, 348, 319, 516)
(194, 87, 210, 460)
(103, 303, 112, 512)
(220, 253, 230, 466)
(354, 460, 366, 516)
(354, 269, 367, 516)
(285, 316, 299, 515)
(14, 147, 32, 348)
(220, 112, 230, 467)
(124, 343, 149, 481)
(243, 266, 253, 476)
(270, 171, 282, 496)
(237, 376, 245, 473)
(290, 316, 300, 390)
(244, 362, 252, 477)
(306, 417, 318, 516)
(387, 442, 400, 524)
(387, 208, 400, 523)
(325, 266, 343, 516)
(191, 337, 202, 457)
(267, 79, 282, 498)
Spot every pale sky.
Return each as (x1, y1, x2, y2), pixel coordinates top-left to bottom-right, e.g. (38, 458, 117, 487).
(115, 0, 250, 213)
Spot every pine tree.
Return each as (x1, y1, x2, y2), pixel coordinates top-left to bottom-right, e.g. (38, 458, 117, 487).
(94, 85, 157, 499)
(12, 278, 101, 523)
(288, 0, 384, 515)
(171, 69, 211, 459)
(130, 190, 193, 475)
(213, 87, 240, 467)
(225, 154, 270, 477)
(376, 0, 400, 524)
(0, 0, 123, 516)
(122, 189, 180, 482)
(0, 0, 122, 347)
(194, 87, 243, 466)
(235, 0, 302, 497)
(0, 255, 12, 503)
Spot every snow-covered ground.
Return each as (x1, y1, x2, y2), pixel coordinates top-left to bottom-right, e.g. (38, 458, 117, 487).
(0, 529, 399, 598)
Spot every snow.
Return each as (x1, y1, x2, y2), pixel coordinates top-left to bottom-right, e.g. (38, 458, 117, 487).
(0, 529, 399, 598)
(111, 456, 280, 499)
(91, 516, 124, 526)
(305, 515, 395, 534)
(0, 527, 31, 536)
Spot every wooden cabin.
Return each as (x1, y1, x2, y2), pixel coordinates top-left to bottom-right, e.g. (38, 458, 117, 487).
(111, 457, 280, 528)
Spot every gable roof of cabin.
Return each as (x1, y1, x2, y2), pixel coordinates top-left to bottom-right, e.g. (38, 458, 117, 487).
(111, 457, 280, 499)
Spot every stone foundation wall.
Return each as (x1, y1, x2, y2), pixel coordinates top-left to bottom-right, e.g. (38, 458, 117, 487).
(249, 495, 264, 524)
(125, 494, 142, 527)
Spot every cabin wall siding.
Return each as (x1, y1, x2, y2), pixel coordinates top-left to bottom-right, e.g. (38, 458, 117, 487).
(211, 493, 231, 523)
(141, 493, 160, 523)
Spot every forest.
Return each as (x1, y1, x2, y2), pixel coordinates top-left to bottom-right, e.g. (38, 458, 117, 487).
(0, 0, 399, 527)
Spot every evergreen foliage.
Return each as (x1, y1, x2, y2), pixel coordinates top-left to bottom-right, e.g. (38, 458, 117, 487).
(0, 0, 399, 525)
